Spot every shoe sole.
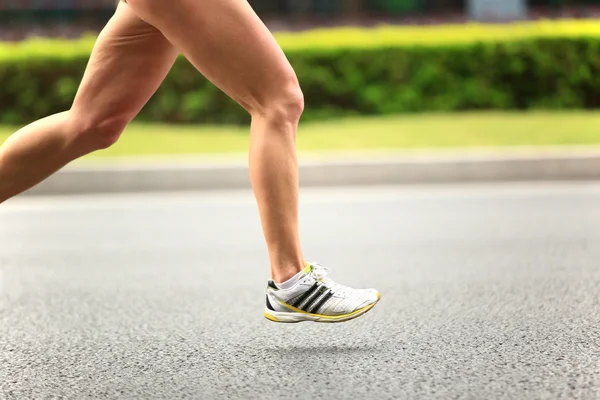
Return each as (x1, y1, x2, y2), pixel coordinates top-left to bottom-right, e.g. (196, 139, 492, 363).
(264, 292, 381, 324)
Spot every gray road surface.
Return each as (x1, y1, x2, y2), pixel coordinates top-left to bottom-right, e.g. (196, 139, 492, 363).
(1, 183, 599, 400)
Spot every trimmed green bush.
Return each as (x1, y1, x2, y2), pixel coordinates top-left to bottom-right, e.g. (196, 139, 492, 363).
(1, 21, 600, 125)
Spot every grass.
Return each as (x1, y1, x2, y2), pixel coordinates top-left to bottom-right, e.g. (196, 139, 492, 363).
(0, 111, 599, 158)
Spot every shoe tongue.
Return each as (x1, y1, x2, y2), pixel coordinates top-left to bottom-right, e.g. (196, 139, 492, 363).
(302, 262, 313, 275)
(305, 262, 333, 285)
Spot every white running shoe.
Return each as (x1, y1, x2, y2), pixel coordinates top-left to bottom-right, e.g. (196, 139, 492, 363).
(264, 262, 381, 323)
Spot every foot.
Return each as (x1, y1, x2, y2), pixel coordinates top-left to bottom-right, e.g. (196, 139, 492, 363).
(264, 262, 381, 323)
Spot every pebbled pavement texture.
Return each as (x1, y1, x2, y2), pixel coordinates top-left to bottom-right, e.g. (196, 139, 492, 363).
(1, 182, 599, 399)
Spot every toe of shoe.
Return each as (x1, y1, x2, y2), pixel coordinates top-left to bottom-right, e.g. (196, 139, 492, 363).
(354, 289, 381, 310)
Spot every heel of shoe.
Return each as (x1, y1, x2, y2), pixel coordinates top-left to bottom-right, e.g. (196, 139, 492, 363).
(264, 311, 281, 323)
(263, 309, 308, 323)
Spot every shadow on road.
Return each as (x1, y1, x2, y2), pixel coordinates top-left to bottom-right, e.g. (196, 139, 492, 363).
(266, 343, 385, 356)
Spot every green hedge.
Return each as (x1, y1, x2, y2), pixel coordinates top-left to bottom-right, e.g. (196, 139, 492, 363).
(2, 21, 600, 125)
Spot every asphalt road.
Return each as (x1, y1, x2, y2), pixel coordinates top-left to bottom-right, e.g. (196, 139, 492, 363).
(1, 183, 599, 400)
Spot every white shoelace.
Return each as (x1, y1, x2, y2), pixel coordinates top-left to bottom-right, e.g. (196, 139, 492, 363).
(309, 263, 350, 296)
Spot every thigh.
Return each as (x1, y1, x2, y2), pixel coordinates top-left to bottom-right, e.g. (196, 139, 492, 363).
(124, 0, 299, 114)
(71, 1, 178, 122)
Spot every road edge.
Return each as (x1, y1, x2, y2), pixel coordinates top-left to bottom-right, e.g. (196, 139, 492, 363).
(20, 150, 600, 196)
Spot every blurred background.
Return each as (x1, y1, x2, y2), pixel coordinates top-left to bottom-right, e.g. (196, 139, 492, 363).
(1, 0, 600, 158)
(1, 0, 600, 39)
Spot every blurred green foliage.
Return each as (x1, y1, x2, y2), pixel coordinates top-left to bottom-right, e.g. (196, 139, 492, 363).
(1, 20, 600, 124)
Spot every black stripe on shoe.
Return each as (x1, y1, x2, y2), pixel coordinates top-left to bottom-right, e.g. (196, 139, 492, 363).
(302, 286, 328, 312)
(291, 282, 320, 308)
(308, 290, 334, 314)
(266, 295, 275, 311)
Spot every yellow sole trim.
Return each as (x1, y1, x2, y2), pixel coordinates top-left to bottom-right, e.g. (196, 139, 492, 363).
(264, 311, 280, 322)
(316, 302, 377, 324)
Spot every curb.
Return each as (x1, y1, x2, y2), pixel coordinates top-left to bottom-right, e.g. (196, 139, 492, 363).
(21, 150, 600, 196)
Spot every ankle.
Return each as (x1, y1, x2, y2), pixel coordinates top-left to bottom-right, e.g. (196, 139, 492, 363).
(272, 261, 305, 284)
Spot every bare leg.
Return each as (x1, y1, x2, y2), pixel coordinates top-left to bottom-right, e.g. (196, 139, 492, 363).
(126, 0, 306, 283)
(0, 2, 177, 203)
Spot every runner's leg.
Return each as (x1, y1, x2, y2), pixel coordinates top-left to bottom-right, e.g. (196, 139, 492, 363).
(126, 0, 305, 283)
(0, 2, 177, 203)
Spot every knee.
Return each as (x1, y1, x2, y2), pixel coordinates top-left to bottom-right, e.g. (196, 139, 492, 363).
(252, 80, 304, 128)
(69, 112, 130, 151)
